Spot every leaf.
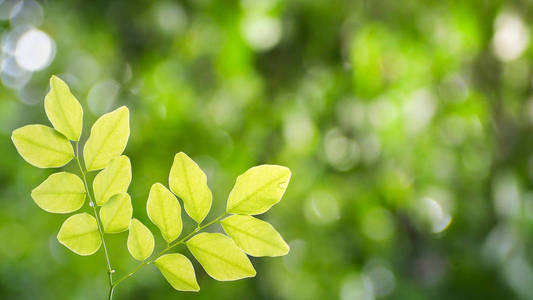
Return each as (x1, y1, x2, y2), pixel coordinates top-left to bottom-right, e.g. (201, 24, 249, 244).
(93, 155, 132, 205)
(31, 172, 85, 213)
(57, 213, 101, 256)
(83, 106, 130, 171)
(146, 183, 182, 243)
(11, 124, 74, 168)
(221, 215, 289, 257)
(155, 253, 200, 291)
(169, 152, 212, 224)
(127, 218, 154, 261)
(226, 165, 291, 215)
(186, 232, 256, 281)
(99, 193, 132, 233)
(44, 75, 83, 141)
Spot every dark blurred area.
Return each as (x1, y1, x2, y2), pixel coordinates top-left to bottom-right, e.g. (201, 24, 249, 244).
(1, 0, 533, 299)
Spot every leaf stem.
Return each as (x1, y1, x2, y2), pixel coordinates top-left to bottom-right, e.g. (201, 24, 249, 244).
(75, 141, 115, 297)
(112, 213, 227, 289)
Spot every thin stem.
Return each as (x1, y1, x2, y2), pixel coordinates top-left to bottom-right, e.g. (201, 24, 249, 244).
(112, 213, 227, 288)
(108, 285, 115, 300)
(75, 142, 114, 295)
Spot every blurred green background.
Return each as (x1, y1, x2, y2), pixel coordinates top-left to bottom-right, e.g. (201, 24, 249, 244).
(1, 0, 533, 299)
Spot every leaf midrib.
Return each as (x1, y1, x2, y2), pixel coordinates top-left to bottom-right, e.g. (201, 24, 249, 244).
(86, 111, 125, 170)
(158, 263, 196, 289)
(97, 159, 128, 203)
(61, 228, 98, 241)
(104, 196, 128, 230)
(15, 134, 72, 156)
(180, 157, 198, 220)
(229, 173, 286, 211)
(222, 221, 283, 250)
(51, 82, 76, 139)
(189, 240, 252, 275)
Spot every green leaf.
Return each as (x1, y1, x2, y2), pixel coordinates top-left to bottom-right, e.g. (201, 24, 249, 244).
(83, 106, 130, 171)
(127, 218, 154, 261)
(146, 183, 182, 243)
(11, 124, 74, 168)
(44, 75, 83, 141)
(31, 172, 85, 213)
(169, 152, 212, 224)
(221, 215, 290, 257)
(93, 155, 132, 205)
(155, 253, 200, 291)
(226, 165, 291, 215)
(99, 193, 132, 233)
(186, 232, 256, 281)
(57, 213, 101, 256)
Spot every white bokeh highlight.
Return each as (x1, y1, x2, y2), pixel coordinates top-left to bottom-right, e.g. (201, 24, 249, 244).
(15, 28, 54, 71)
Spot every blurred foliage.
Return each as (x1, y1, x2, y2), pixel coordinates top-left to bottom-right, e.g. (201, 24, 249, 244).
(2, 0, 533, 299)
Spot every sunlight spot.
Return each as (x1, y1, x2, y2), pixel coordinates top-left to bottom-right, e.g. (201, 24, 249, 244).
(422, 197, 452, 233)
(242, 16, 282, 51)
(15, 28, 55, 71)
(492, 12, 530, 62)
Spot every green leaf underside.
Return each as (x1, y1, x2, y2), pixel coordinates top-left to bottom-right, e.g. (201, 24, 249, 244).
(57, 213, 101, 256)
(147, 183, 182, 243)
(226, 165, 291, 215)
(155, 253, 200, 291)
(186, 233, 256, 281)
(84, 106, 129, 171)
(128, 218, 154, 261)
(31, 172, 85, 213)
(44, 75, 83, 141)
(93, 155, 132, 205)
(169, 152, 212, 224)
(11, 124, 74, 168)
(100, 193, 132, 233)
(221, 215, 289, 257)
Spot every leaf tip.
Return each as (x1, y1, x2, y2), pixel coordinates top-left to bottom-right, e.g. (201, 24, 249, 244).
(49, 74, 60, 84)
(116, 105, 130, 115)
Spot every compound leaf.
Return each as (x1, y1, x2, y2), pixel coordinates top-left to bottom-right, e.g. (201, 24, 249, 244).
(226, 165, 291, 215)
(57, 213, 101, 256)
(100, 193, 132, 233)
(155, 253, 199, 291)
(44, 75, 83, 141)
(169, 152, 212, 224)
(93, 155, 131, 205)
(127, 218, 154, 261)
(221, 215, 289, 257)
(186, 232, 256, 281)
(11, 124, 74, 168)
(147, 183, 182, 243)
(84, 106, 129, 171)
(31, 172, 85, 213)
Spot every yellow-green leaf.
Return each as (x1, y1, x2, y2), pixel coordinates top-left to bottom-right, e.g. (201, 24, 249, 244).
(44, 75, 83, 141)
(31, 172, 85, 213)
(147, 183, 182, 243)
(83, 106, 130, 171)
(155, 253, 199, 291)
(221, 215, 289, 257)
(57, 213, 101, 256)
(11, 124, 74, 168)
(93, 155, 132, 205)
(99, 193, 132, 233)
(127, 218, 154, 261)
(169, 152, 212, 224)
(128, 218, 154, 261)
(186, 233, 256, 281)
(226, 165, 291, 215)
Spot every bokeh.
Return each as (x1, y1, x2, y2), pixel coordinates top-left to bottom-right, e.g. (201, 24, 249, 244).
(1, 0, 532, 299)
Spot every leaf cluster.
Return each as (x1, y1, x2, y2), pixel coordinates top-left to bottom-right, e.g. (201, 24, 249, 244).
(11, 76, 292, 295)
